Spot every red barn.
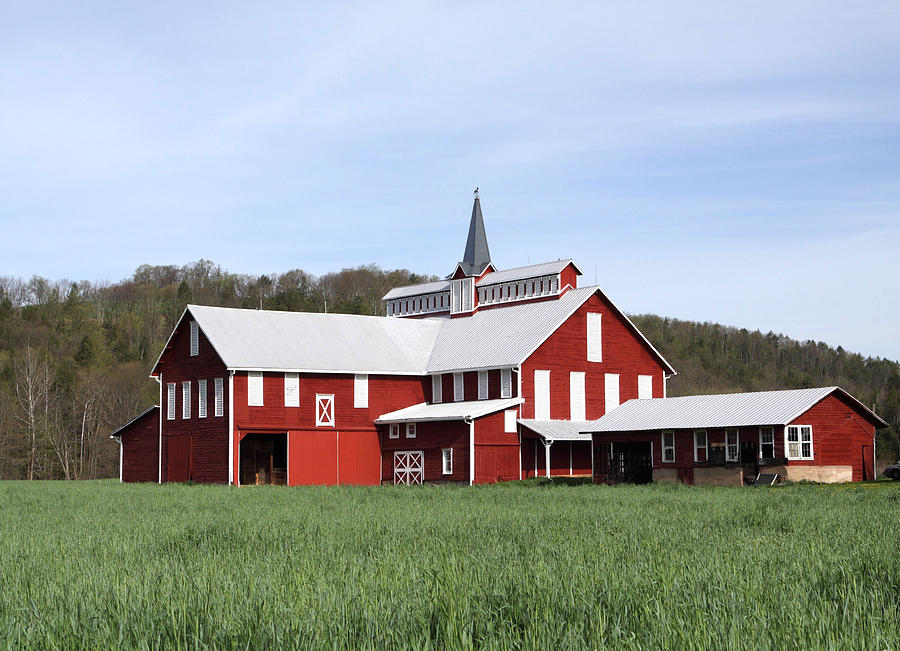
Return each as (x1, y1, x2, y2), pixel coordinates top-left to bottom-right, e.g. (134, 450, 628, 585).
(110, 406, 159, 483)
(587, 387, 887, 485)
(120, 193, 675, 485)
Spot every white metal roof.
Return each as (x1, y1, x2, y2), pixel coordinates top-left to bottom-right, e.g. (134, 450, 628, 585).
(184, 305, 444, 374)
(382, 280, 451, 301)
(583, 386, 887, 432)
(518, 419, 594, 441)
(477, 259, 582, 286)
(376, 398, 523, 423)
(425, 286, 599, 373)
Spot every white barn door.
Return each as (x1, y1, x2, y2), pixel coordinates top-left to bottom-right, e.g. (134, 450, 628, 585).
(394, 451, 424, 485)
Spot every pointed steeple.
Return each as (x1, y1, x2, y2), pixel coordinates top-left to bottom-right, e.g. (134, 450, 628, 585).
(457, 188, 492, 276)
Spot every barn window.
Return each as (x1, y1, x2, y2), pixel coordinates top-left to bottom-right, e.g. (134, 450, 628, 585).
(478, 371, 488, 400)
(284, 373, 299, 408)
(189, 321, 199, 356)
(406, 423, 416, 439)
(214, 378, 224, 417)
(354, 374, 368, 408)
(167, 383, 175, 420)
(501, 369, 512, 398)
(786, 425, 813, 460)
(604, 374, 619, 413)
(504, 409, 517, 433)
(389, 424, 400, 439)
(570, 372, 586, 420)
(725, 429, 740, 462)
(694, 430, 708, 463)
(198, 379, 207, 418)
(661, 431, 675, 463)
(316, 394, 334, 427)
(759, 427, 775, 458)
(453, 373, 464, 402)
(638, 375, 653, 400)
(247, 372, 264, 406)
(432, 375, 442, 404)
(442, 448, 453, 475)
(182, 381, 191, 419)
(534, 370, 550, 420)
(587, 313, 602, 362)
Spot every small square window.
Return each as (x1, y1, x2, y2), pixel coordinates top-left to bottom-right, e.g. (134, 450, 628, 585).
(389, 424, 399, 439)
(442, 448, 453, 475)
(406, 423, 416, 439)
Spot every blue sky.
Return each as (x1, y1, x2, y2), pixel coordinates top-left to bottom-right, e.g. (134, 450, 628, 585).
(1, 1, 899, 360)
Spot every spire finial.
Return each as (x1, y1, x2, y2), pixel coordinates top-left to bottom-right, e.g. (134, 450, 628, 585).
(474, 186, 479, 199)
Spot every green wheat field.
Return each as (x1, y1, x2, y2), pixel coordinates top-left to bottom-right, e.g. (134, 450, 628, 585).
(1, 479, 898, 650)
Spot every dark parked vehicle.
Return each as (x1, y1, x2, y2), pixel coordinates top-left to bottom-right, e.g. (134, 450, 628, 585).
(883, 462, 900, 480)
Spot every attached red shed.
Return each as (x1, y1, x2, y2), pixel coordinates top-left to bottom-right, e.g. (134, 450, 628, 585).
(111, 406, 160, 483)
(586, 387, 887, 485)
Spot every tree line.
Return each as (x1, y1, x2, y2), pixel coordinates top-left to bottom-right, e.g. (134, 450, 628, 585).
(0, 260, 896, 479)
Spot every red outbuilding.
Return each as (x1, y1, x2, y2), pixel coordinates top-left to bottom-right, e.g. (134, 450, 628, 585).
(110, 406, 159, 483)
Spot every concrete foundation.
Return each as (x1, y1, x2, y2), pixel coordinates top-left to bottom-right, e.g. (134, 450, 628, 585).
(693, 466, 743, 487)
(785, 465, 852, 483)
(652, 468, 678, 483)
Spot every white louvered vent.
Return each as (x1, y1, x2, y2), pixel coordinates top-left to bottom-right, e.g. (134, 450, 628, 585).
(198, 379, 207, 418)
(478, 371, 488, 400)
(248, 372, 264, 406)
(501, 369, 512, 399)
(638, 375, 653, 400)
(453, 373, 464, 402)
(189, 321, 199, 356)
(285, 372, 299, 407)
(354, 374, 368, 408)
(182, 381, 191, 419)
(534, 370, 550, 420)
(214, 378, 224, 416)
(432, 375, 442, 404)
(604, 373, 620, 413)
(587, 313, 602, 362)
(570, 372, 585, 421)
(167, 383, 175, 420)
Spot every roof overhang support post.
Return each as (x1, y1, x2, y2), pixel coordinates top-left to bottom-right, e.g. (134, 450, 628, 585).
(542, 438, 553, 478)
(466, 417, 475, 486)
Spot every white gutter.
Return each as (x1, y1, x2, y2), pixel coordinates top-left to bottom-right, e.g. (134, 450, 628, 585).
(228, 370, 235, 485)
(466, 416, 475, 486)
(156, 374, 162, 484)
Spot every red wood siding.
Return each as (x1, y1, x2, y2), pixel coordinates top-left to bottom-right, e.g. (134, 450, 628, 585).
(380, 421, 469, 483)
(474, 410, 518, 483)
(434, 370, 518, 404)
(157, 310, 230, 484)
(119, 408, 159, 483)
(521, 292, 668, 421)
(559, 264, 579, 289)
(789, 393, 877, 481)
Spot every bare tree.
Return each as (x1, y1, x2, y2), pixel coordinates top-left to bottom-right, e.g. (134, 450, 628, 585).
(14, 346, 51, 480)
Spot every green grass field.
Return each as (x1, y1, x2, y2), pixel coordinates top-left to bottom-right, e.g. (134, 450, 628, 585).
(1, 480, 898, 650)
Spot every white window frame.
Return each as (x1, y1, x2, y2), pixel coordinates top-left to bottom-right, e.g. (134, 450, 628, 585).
(182, 381, 191, 419)
(693, 429, 708, 463)
(189, 321, 199, 357)
(406, 423, 416, 439)
(315, 394, 334, 427)
(759, 427, 775, 459)
(478, 371, 488, 400)
(354, 374, 368, 408)
(432, 375, 442, 404)
(534, 369, 550, 420)
(725, 429, 740, 463)
(661, 431, 675, 463)
(198, 379, 207, 419)
(389, 424, 400, 439)
(785, 425, 813, 460)
(638, 375, 653, 400)
(500, 369, 512, 398)
(247, 371, 264, 407)
(453, 373, 464, 402)
(604, 373, 620, 413)
(214, 378, 224, 417)
(569, 371, 585, 421)
(587, 313, 602, 362)
(504, 409, 517, 433)
(442, 448, 453, 475)
(284, 372, 300, 408)
(167, 383, 176, 421)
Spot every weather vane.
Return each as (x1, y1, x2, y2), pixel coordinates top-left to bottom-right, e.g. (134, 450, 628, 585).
(474, 186, 479, 198)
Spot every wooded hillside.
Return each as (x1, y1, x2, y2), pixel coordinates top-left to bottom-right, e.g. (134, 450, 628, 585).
(0, 260, 896, 479)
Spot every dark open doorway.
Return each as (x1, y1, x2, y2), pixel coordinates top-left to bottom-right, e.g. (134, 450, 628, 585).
(593, 441, 652, 484)
(240, 433, 287, 485)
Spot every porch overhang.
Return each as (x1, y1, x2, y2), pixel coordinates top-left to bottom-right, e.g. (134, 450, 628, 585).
(518, 419, 594, 442)
(375, 398, 523, 424)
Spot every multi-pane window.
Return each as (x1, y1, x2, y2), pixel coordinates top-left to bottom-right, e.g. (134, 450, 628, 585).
(442, 448, 453, 475)
(248, 372, 263, 406)
(694, 430, 708, 463)
(725, 429, 739, 462)
(354, 374, 368, 408)
(478, 371, 488, 400)
(786, 425, 813, 460)
(759, 427, 775, 458)
(182, 381, 191, 419)
(587, 313, 602, 362)
(500, 369, 512, 398)
(406, 423, 416, 439)
(432, 375, 442, 404)
(316, 394, 334, 427)
(198, 379, 207, 418)
(167, 383, 176, 420)
(453, 373, 464, 402)
(389, 424, 400, 439)
(189, 321, 199, 356)
(214, 378, 224, 417)
(661, 431, 675, 463)
(284, 373, 299, 407)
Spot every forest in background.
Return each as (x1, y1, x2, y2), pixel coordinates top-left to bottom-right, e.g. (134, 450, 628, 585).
(0, 259, 897, 480)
